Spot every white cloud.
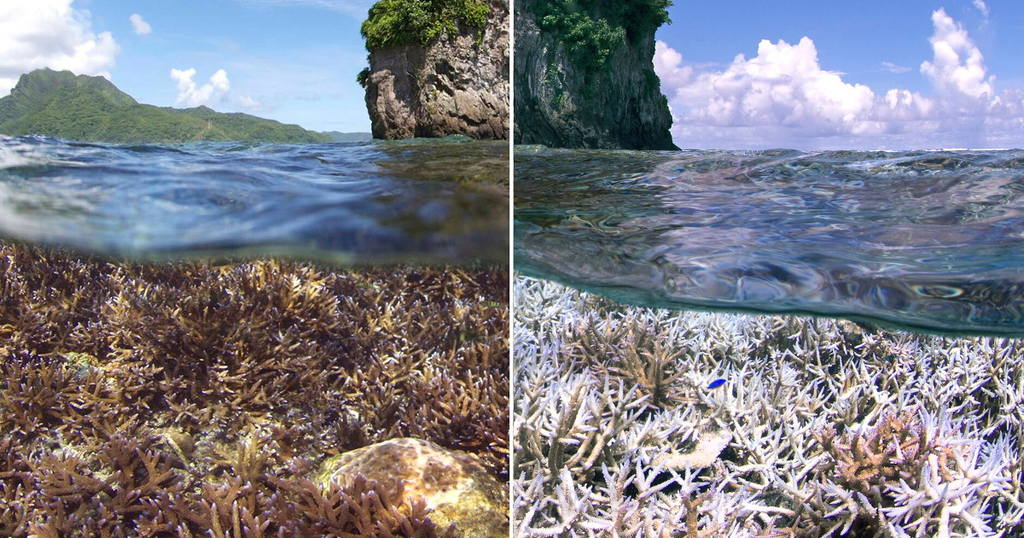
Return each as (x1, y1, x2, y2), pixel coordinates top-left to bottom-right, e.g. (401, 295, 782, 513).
(973, 0, 989, 18)
(920, 8, 994, 100)
(129, 13, 152, 36)
(655, 8, 1023, 149)
(0, 0, 119, 94)
(653, 40, 693, 89)
(882, 61, 911, 74)
(171, 68, 231, 107)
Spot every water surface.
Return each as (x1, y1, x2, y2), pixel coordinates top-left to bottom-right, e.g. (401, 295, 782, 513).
(0, 135, 508, 264)
(516, 146, 1024, 335)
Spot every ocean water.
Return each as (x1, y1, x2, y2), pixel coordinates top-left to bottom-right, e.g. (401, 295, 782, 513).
(516, 146, 1024, 335)
(0, 135, 508, 264)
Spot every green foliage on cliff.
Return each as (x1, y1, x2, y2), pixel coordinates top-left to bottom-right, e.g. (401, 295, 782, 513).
(534, 0, 672, 71)
(0, 69, 329, 144)
(361, 0, 489, 49)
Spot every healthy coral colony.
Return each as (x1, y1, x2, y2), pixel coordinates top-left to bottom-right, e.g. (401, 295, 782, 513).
(0, 242, 509, 536)
(512, 277, 1022, 536)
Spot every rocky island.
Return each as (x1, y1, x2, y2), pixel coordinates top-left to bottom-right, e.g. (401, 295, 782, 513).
(359, 0, 509, 140)
(514, 0, 676, 150)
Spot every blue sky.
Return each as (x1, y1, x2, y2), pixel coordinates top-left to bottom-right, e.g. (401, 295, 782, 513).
(0, 0, 374, 132)
(654, 1, 1024, 149)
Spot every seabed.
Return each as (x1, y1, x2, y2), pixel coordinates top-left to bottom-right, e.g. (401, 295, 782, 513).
(513, 275, 1024, 537)
(0, 241, 508, 536)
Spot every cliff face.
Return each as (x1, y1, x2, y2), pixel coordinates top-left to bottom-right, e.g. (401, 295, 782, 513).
(514, 0, 676, 150)
(363, 0, 509, 140)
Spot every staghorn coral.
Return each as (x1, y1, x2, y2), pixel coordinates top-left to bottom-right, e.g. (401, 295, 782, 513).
(814, 409, 1011, 536)
(513, 275, 1024, 537)
(0, 240, 508, 537)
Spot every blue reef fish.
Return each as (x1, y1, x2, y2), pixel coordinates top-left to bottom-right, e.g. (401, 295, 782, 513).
(707, 378, 726, 389)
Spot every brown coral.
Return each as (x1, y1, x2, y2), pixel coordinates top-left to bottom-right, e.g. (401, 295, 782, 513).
(0, 241, 508, 536)
(816, 409, 947, 499)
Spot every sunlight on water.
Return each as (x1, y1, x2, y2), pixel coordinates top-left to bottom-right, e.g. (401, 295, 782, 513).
(515, 145, 1024, 335)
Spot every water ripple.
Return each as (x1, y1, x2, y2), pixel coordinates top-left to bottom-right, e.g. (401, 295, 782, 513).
(515, 146, 1024, 335)
(0, 135, 508, 265)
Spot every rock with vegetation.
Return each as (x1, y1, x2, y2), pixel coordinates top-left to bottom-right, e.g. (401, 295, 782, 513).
(514, 0, 676, 149)
(359, 0, 509, 140)
(318, 438, 508, 538)
(0, 69, 329, 144)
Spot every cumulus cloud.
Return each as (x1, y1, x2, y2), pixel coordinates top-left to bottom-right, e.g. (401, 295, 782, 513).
(920, 8, 994, 100)
(0, 0, 119, 93)
(171, 68, 230, 107)
(655, 8, 1023, 149)
(653, 40, 693, 89)
(129, 13, 152, 36)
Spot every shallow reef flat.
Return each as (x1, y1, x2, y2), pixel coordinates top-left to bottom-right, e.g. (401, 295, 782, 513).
(0, 241, 508, 536)
(513, 276, 1024, 537)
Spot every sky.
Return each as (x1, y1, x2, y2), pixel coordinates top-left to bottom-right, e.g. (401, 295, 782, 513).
(0, 0, 375, 132)
(654, 1, 1024, 150)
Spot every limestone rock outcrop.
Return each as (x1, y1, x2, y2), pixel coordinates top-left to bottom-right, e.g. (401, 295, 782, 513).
(513, 0, 676, 150)
(363, 0, 509, 140)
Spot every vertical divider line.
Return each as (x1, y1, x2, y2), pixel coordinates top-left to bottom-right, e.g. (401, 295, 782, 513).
(506, 0, 515, 535)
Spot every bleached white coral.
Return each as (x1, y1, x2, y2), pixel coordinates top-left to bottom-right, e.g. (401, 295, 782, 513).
(513, 276, 1024, 537)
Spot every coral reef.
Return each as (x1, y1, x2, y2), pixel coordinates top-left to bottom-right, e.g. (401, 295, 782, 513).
(0, 241, 508, 536)
(318, 438, 508, 538)
(513, 276, 1023, 537)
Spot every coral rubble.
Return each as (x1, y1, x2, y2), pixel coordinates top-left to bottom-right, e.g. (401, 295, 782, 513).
(513, 276, 1023, 537)
(0, 241, 508, 536)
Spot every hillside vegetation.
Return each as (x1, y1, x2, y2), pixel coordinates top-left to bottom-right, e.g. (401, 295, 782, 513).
(0, 69, 329, 144)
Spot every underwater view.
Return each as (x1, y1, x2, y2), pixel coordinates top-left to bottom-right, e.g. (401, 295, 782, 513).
(0, 135, 508, 264)
(512, 147, 1024, 536)
(516, 147, 1024, 336)
(0, 137, 510, 537)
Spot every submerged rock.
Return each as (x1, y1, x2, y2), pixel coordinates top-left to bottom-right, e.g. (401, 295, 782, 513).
(513, 0, 676, 150)
(317, 438, 507, 538)
(362, 0, 509, 140)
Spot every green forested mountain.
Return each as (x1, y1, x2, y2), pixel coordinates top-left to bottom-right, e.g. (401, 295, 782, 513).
(0, 69, 330, 144)
(321, 131, 373, 142)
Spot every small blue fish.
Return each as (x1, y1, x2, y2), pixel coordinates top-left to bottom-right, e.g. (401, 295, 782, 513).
(707, 378, 726, 389)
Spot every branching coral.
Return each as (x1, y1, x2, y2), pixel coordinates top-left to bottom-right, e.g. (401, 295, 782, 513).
(0, 241, 508, 536)
(513, 276, 1024, 537)
(814, 410, 1012, 536)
